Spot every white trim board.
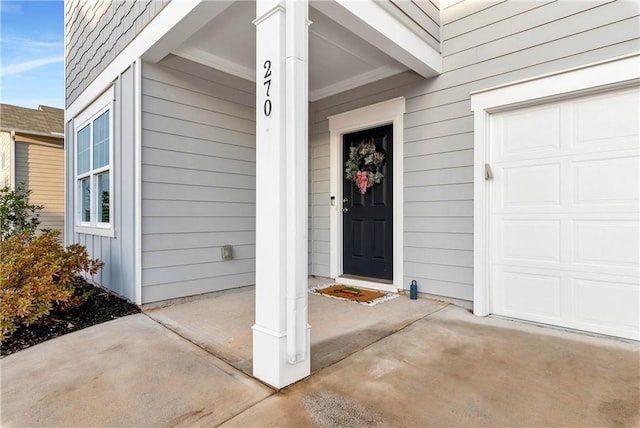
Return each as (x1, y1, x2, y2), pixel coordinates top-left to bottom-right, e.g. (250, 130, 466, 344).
(134, 59, 143, 305)
(328, 97, 405, 292)
(470, 54, 640, 317)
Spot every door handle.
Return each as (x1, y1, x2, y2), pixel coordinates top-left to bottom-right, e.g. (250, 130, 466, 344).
(485, 163, 494, 180)
(342, 207, 348, 213)
(343, 198, 348, 203)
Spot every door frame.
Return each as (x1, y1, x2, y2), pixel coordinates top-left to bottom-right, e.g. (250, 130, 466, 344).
(328, 97, 405, 293)
(470, 54, 640, 317)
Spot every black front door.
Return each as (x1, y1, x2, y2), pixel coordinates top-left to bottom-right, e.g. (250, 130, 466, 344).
(342, 124, 393, 280)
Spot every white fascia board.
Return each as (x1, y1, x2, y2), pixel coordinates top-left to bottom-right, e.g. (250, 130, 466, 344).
(173, 46, 256, 82)
(66, 0, 233, 120)
(309, 64, 405, 101)
(312, 0, 441, 77)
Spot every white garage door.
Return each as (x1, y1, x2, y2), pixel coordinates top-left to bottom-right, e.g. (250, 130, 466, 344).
(490, 87, 639, 340)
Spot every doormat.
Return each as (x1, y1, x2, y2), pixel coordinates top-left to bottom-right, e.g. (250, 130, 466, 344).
(309, 284, 398, 306)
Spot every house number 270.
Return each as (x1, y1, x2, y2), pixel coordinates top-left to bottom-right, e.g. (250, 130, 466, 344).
(263, 60, 272, 117)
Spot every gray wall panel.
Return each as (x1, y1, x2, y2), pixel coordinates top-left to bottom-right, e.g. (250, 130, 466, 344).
(141, 58, 256, 303)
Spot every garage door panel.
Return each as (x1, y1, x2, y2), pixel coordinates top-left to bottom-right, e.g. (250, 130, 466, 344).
(501, 219, 560, 263)
(572, 277, 639, 338)
(489, 86, 639, 340)
(496, 270, 563, 319)
(573, 220, 639, 268)
(494, 105, 561, 162)
(574, 89, 640, 146)
(573, 155, 639, 205)
(503, 163, 560, 207)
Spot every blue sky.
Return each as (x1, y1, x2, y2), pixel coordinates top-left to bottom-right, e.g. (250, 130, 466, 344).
(1, 1, 64, 109)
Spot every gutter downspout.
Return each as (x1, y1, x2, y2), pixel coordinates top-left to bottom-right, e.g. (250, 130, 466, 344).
(134, 58, 143, 305)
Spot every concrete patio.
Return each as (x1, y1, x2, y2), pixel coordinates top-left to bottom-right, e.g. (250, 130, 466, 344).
(2, 285, 638, 427)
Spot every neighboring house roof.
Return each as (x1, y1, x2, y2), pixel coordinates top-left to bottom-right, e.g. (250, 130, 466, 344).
(0, 104, 64, 136)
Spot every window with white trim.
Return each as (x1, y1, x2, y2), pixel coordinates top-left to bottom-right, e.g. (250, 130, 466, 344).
(74, 88, 113, 234)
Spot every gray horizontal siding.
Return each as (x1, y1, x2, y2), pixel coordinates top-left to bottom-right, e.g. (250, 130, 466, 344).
(65, 0, 169, 106)
(309, 0, 639, 303)
(387, 0, 440, 50)
(141, 57, 256, 303)
(65, 65, 137, 301)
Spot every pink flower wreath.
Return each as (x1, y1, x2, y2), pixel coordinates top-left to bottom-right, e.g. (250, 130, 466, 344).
(345, 139, 385, 195)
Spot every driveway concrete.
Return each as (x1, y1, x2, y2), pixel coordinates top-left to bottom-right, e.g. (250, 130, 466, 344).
(1, 314, 272, 427)
(2, 300, 638, 427)
(223, 306, 640, 428)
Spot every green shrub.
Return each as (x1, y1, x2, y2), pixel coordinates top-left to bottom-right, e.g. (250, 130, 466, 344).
(0, 184, 43, 241)
(0, 230, 104, 340)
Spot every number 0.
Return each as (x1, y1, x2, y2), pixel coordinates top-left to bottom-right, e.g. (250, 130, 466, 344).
(264, 99, 272, 116)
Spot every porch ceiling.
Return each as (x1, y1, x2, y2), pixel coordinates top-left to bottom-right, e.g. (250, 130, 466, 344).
(171, 0, 412, 101)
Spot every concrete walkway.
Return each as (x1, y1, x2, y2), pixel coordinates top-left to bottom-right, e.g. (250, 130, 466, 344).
(144, 285, 446, 375)
(2, 295, 638, 427)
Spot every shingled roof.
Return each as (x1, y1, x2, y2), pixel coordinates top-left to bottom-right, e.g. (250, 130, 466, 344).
(0, 104, 64, 136)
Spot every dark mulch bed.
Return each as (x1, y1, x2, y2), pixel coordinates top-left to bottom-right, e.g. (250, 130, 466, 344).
(1, 277, 140, 357)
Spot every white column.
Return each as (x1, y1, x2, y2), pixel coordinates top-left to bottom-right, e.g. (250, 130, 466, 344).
(252, 0, 310, 389)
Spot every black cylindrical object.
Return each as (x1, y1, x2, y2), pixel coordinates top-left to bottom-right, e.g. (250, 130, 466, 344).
(410, 280, 418, 300)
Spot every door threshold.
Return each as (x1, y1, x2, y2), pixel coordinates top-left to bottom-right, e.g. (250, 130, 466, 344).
(336, 275, 397, 294)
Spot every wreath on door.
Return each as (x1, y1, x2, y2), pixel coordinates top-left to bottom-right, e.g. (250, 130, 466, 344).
(345, 139, 385, 194)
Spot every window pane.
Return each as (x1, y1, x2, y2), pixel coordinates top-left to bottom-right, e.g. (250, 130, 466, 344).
(93, 110, 109, 169)
(97, 172, 110, 224)
(80, 178, 90, 222)
(77, 125, 91, 174)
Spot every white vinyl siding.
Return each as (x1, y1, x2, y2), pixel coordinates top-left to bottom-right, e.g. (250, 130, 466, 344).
(140, 56, 256, 303)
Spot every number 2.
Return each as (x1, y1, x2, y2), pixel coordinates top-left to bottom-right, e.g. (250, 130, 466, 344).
(264, 60, 272, 78)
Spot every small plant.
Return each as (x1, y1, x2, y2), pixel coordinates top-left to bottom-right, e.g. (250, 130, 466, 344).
(0, 183, 43, 241)
(0, 230, 104, 340)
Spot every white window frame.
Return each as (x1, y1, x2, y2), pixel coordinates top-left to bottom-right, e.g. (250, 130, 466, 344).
(74, 87, 115, 237)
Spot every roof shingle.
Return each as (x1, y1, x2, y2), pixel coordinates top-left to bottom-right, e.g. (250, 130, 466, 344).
(0, 104, 64, 135)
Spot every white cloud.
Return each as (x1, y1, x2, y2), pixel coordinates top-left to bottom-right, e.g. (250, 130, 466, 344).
(0, 3, 22, 14)
(3, 37, 62, 51)
(0, 56, 63, 76)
